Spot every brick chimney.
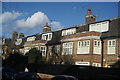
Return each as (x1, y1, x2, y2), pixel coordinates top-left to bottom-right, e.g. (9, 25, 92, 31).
(12, 31, 18, 41)
(85, 9, 96, 24)
(19, 33, 24, 38)
(43, 22, 51, 32)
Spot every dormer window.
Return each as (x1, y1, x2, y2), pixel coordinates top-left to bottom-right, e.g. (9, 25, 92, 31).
(42, 33, 52, 41)
(27, 36, 36, 42)
(62, 28, 76, 36)
(15, 39, 22, 45)
(89, 21, 109, 32)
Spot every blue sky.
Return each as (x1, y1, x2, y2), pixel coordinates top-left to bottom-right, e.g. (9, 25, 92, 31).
(1, 2, 119, 38)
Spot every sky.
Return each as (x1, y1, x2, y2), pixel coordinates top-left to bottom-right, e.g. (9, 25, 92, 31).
(1, 2, 119, 38)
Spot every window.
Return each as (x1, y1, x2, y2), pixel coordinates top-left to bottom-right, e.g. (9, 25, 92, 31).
(75, 62, 90, 66)
(2, 39, 5, 44)
(108, 40, 116, 47)
(107, 40, 116, 54)
(94, 40, 101, 47)
(62, 42, 73, 55)
(40, 46, 46, 56)
(55, 45, 60, 53)
(92, 63, 101, 67)
(49, 46, 52, 56)
(77, 40, 90, 54)
(62, 28, 76, 36)
(42, 33, 52, 41)
(15, 39, 22, 45)
(89, 21, 109, 32)
(27, 36, 36, 42)
(78, 40, 90, 47)
(93, 40, 101, 54)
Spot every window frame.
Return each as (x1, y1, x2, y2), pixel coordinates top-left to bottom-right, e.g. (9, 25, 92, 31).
(107, 40, 116, 54)
(27, 36, 36, 42)
(77, 40, 90, 54)
(42, 33, 52, 41)
(40, 46, 46, 56)
(62, 42, 73, 55)
(93, 40, 101, 54)
(92, 63, 101, 67)
(62, 28, 76, 36)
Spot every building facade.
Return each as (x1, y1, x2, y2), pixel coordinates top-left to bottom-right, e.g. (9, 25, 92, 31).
(2, 9, 120, 67)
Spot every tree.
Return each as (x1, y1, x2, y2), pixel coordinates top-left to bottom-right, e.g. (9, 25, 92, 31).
(25, 48, 45, 64)
(5, 51, 27, 72)
(62, 54, 75, 65)
(48, 46, 63, 64)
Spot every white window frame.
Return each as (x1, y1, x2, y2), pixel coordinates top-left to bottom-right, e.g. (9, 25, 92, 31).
(107, 40, 116, 54)
(42, 33, 52, 41)
(62, 28, 76, 36)
(92, 63, 101, 67)
(75, 62, 90, 66)
(2, 39, 5, 44)
(40, 46, 46, 56)
(89, 21, 109, 32)
(77, 40, 90, 54)
(93, 40, 101, 54)
(78, 40, 90, 47)
(62, 42, 73, 55)
(15, 39, 22, 45)
(27, 36, 36, 42)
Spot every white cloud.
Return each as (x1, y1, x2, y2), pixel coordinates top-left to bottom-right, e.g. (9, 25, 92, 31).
(14, 11, 63, 30)
(0, 11, 22, 23)
(2, 11, 63, 36)
(14, 11, 49, 29)
(50, 21, 63, 30)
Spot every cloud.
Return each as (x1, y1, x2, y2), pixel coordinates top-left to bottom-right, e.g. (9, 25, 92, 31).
(2, 11, 63, 37)
(14, 12, 49, 29)
(0, 11, 22, 23)
(13, 11, 63, 30)
(50, 21, 63, 30)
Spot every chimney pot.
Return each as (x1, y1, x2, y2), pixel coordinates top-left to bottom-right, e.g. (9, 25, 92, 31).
(88, 9, 91, 15)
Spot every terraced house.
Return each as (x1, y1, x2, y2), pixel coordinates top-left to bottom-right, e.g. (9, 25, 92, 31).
(2, 9, 120, 67)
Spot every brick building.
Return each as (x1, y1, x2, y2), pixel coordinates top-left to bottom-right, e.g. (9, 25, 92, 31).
(2, 9, 120, 67)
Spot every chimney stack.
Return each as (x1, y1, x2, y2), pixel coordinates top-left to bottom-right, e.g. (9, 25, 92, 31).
(12, 31, 18, 41)
(85, 9, 96, 24)
(19, 33, 24, 38)
(43, 22, 51, 33)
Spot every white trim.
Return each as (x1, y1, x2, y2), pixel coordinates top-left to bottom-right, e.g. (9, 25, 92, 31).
(15, 39, 22, 45)
(24, 42, 45, 47)
(75, 62, 90, 66)
(92, 63, 101, 67)
(40, 46, 46, 56)
(62, 42, 73, 55)
(27, 36, 36, 42)
(62, 28, 76, 36)
(42, 33, 52, 41)
(89, 21, 109, 32)
(107, 40, 116, 54)
(61, 36, 100, 42)
(77, 40, 90, 54)
(93, 40, 101, 54)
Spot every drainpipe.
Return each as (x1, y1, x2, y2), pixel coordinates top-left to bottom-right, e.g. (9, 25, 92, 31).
(101, 38, 104, 67)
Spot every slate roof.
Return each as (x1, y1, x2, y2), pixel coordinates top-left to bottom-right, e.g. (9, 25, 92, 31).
(46, 30, 62, 45)
(101, 17, 120, 39)
(4, 17, 119, 48)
